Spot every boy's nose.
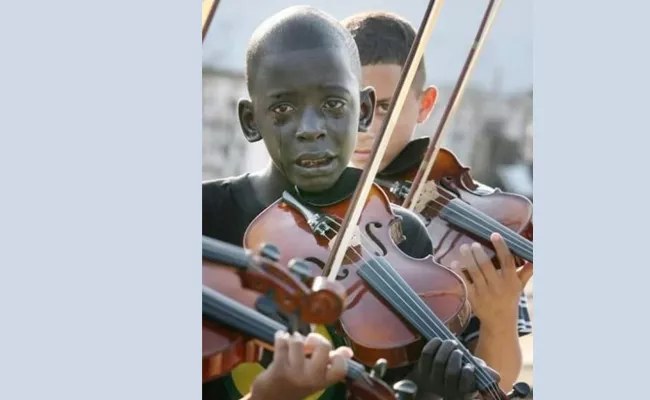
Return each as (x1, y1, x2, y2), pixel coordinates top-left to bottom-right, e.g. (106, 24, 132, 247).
(356, 130, 375, 145)
(296, 130, 326, 141)
(296, 107, 326, 141)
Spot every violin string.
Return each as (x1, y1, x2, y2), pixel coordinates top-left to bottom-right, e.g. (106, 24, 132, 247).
(313, 206, 514, 396)
(326, 184, 532, 272)
(378, 179, 532, 256)
(422, 199, 531, 260)
(412, 182, 532, 256)
(423, 196, 531, 258)
(202, 291, 370, 382)
(317, 222, 498, 394)
(321, 225, 501, 400)
(360, 255, 502, 400)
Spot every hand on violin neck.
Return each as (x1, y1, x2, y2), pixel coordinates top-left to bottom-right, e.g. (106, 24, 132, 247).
(249, 331, 353, 400)
(408, 338, 486, 400)
(452, 233, 533, 330)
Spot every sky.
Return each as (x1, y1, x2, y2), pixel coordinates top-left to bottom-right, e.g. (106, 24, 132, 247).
(203, 0, 533, 93)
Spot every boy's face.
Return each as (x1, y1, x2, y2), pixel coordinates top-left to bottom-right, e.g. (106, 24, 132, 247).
(247, 47, 371, 193)
(351, 64, 435, 171)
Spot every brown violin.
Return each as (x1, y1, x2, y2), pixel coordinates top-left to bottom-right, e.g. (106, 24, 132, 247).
(203, 285, 420, 400)
(376, 140, 533, 268)
(244, 174, 471, 369)
(202, 322, 250, 381)
(202, 236, 347, 383)
(201, 238, 420, 399)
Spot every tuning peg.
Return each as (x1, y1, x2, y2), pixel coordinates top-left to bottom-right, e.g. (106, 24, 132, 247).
(393, 379, 418, 400)
(260, 243, 281, 262)
(285, 312, 299, 334)
(288, 258, 314, 281)
(506, 382, 531, 399)
(370, 358, 388, 379)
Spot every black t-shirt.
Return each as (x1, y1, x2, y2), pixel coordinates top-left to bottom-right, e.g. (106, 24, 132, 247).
(202, 173, 434, 400)
(203, 173, 433, 257)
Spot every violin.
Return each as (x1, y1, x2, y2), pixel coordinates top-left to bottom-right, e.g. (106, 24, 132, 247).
(375, 140, 534, 268)
(244, 172, 471, 368)
(244, 182, 528, 399)
(381, 0, 533, 268)
(202, 236, 347, 383)
(203, 284, 420, 400)
(202, 322, 250, 382)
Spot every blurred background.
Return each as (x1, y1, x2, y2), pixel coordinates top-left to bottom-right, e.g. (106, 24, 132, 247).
(203, 0, 533, 394)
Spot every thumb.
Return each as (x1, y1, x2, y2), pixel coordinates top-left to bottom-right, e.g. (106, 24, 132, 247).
(473, 357, 501, 384)
(485, 365, 501, 384)
(324, 347, 352, 385)
(517, 262, 534, 287)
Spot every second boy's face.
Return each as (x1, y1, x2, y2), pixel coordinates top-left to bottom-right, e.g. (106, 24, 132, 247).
(351, 64, 423, 171)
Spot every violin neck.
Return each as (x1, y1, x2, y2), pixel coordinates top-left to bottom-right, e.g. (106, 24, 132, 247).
(440, 199, 533, 262)
(203, 286, 368, 381)
(203, 285, 282, 344)
(202, 236, 251, 272)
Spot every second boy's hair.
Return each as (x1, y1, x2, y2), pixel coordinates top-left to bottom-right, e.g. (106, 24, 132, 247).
(342, 11, 426, 92)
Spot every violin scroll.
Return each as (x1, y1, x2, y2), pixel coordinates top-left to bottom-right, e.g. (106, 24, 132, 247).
(202, 237, 346, 326)
(241, 250, 345, 326)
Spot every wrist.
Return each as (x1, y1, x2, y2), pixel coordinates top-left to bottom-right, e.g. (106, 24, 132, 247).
(249, 379, 280, 400)
(249, 382, 304, 400)
(479, 314, 519, 337)
(248, 389, 284, 400)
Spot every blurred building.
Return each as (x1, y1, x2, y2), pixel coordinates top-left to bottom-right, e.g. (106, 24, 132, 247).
(415, 85, 533, 199)
(202, 68, 248, 180)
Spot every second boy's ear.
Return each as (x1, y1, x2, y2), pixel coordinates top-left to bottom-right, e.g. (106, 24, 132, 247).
(417, 85, 438, 123)
(358, 86, 376, 133)
(237, 99, 262, 143)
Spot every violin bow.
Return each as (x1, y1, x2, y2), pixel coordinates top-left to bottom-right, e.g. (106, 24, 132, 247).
(202, 0, 220, 43)
(323, 0, 445, 278)
(402, 0, 504, 210)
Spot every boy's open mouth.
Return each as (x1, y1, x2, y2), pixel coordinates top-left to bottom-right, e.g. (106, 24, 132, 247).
(295, 153, 336, 169)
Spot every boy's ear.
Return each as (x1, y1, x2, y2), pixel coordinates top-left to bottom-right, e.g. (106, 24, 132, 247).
(417, 85, 438, 123)
(238, 99, 262, 143)
(358, 86, 376, 133)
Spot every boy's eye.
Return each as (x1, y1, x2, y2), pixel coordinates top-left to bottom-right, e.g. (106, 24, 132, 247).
(377, 103, 390, 113)
(324, 100, 345, 110)
(272, 104, 295, 114)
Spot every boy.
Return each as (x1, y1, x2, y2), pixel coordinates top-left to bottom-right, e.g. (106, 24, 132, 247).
(203, 6, 491, 400)
(342, 11, 533, 390)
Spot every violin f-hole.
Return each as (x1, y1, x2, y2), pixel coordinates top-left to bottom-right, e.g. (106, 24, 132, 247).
(305, 257, 349, 281)
(365, 221, 388, 257)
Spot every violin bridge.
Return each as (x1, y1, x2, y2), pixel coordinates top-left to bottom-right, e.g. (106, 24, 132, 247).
(413, 181, 440, 214)
(328, 225, 362, 251)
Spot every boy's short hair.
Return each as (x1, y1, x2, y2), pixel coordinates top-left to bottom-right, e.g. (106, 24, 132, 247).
(342, 11, 426, 91)
(245, 6, 361, 94)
